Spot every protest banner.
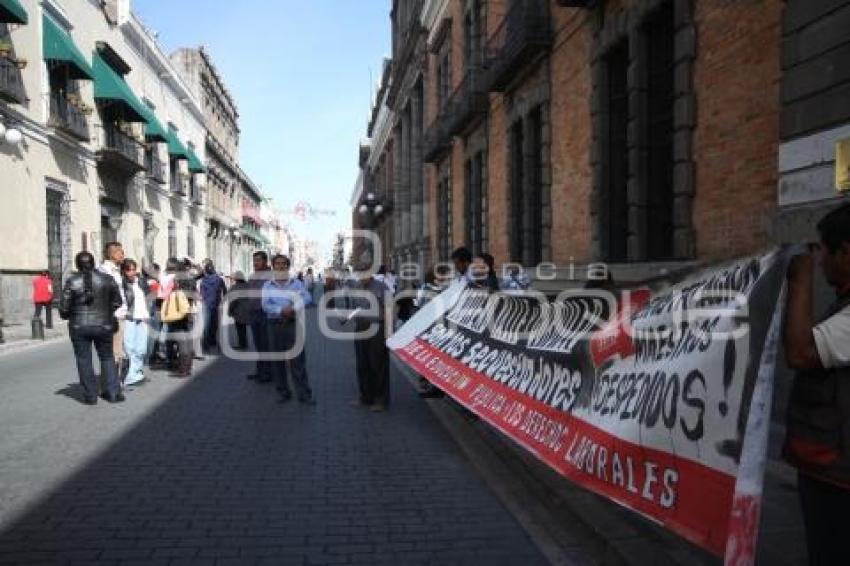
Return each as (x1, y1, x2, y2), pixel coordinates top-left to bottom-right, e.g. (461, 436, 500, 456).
(388, 249, 789, 561)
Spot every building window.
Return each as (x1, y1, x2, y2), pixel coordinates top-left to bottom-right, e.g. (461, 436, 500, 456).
(602, 41, 629, 262)
(465, 151, 487, 255)
(46, 188, 69, 297)
(463, 0, 485, 70)
(644, 3, 675, 260)
(168, 220, 177, 259)
(437, 51, 451, 111)
(509, 108, 544, 265)
(438, 173, 453, 261)
(509, 119, 524, 263)
(592, 0, 693, 262)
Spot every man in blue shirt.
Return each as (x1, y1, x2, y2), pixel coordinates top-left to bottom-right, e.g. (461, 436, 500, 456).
(262, 254, 315, 405)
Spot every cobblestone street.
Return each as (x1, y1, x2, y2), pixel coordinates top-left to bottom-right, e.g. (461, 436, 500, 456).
(0, 316, 547, 565)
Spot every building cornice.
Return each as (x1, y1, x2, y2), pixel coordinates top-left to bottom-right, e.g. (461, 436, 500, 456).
(198, 47, 239, 120)
(123, 14, 205, 126)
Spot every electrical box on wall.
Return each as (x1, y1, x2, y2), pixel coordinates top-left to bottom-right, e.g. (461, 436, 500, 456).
(837, 137, 850, 193)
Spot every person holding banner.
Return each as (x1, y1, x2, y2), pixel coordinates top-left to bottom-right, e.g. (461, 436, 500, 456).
(450, 247, 473, 282)
(784, 203, 850, 566)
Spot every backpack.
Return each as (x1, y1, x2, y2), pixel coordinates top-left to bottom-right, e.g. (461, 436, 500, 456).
(161, 289, 190, 323)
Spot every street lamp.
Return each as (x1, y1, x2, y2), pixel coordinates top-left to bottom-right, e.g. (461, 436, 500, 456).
(3, 126, 23, 146)
(358, 191, 385, 220)
(357, 191, 387, 268)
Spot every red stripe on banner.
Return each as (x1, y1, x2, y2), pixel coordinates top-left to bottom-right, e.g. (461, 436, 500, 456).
(396, 338, 735, 557)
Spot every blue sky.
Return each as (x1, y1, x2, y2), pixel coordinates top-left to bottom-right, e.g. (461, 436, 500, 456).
(133, 0, 390, 262)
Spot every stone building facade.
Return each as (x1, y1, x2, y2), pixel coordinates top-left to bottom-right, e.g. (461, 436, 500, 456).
(170, 46, 246, 276)
(0, 0, 206, 324)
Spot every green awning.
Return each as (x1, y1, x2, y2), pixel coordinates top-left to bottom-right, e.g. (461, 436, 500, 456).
(42, 15, 94, 80)
(0, 0, 27, 24)
(187, 147, 205, 173)
(165, 126, 189, 159)
(136, 103, 167, 142)
(92, 52, 149, 123)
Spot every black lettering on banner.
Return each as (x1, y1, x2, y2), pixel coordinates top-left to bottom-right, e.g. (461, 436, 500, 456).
(680, 369, 706, 441)
(662, 375, 679, 430)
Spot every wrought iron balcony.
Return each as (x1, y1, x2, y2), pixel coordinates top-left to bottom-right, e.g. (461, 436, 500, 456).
(145, 149, 167, 185)
(171, 167, 189, 196)
(48, 94, 90, 142)
(423, 111, 452, 163)
(95, 124, 146, 173)
(484, 0, 552, 92)
(0, 56, 25, 104)
(190, 176, 203, 205)
(445, 66, 489, 136)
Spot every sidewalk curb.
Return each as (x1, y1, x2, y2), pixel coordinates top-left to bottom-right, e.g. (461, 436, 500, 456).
(0, 334, 66, 357)
(392, 357, 717, 566)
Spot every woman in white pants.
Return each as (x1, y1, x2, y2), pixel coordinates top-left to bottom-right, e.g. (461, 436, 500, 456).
(121, 259, 151, 387)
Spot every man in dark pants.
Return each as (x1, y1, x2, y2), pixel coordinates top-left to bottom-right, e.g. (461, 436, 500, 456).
(199, 261, 226, 354)
(227, 271, 251, 349)
(783, 203, 850, 566)
(247, 251, 272, 382)
(349, 267, 391, 412)
(59, 251, 123, 404)
(262, 254, 315, 405)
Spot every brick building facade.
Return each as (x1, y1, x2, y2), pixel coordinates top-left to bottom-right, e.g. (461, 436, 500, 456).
(352, 0, 850, 287)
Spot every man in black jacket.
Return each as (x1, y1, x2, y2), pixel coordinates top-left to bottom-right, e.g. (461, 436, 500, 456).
(60, 251, 124, 405)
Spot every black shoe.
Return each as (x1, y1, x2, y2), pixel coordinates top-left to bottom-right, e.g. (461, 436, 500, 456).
(278, 392, 293, 403)
(257, 377, 272, 383)
(83, 397, 97, 406)
(101, 392, 126, 403)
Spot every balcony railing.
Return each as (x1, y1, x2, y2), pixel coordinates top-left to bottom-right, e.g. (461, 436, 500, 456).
(0, 56, 25, 104)
(48, 94, 90, 142)
(171, 168, 189, 196)
(484, 0, 552, 92)
(190, 177, 203, 205)
(423, 114, 452, 163)
(145, 149, 167, 184)
(445, 66, 489, 136)
(95, 124, 146, 173)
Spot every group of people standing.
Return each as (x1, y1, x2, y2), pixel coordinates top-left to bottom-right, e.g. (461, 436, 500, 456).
(59, 241, 229, 404)
(231, 251, 317, 406)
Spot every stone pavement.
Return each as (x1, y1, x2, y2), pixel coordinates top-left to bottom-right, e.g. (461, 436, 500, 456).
(0, 315, 548, 565)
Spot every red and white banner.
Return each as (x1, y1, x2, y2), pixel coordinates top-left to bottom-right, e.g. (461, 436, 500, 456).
(388, 250, 789, 561)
